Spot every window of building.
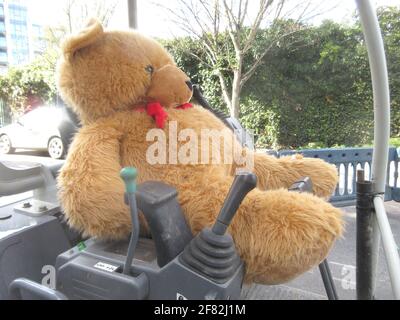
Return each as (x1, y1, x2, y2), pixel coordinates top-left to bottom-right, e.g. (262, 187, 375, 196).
(8, 4, 27, 22)
(11, 34, 28, 52)
(0, 21, 5, 33)
(12, 51, 28, 64)
(0, 51, 7, 63)
(10, 21, 28, 36)
(0, 36, 6, 47)
(0, 5, 4, 16)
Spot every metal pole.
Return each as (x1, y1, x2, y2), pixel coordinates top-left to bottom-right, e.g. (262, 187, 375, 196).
(356, 170, 376, 299)
(319, 260, 339, 300)
(127, 0, 138, 29)
(356, 0, 390, 193)
(120, 167, 139, 275)
(355, 0, 390, 297)
(355, 0, 400, 300)
(373, 196, 400, 299)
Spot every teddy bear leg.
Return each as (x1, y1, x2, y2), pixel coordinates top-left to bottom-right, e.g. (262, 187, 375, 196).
(178, 175, 343, 285)
(231, 188, 343, 284)
(250, 152, 338, 198)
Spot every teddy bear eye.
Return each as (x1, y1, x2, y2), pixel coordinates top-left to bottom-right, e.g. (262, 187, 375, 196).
(145, 65, 154, 74)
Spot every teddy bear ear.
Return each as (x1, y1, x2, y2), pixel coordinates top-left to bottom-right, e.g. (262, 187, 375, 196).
(62, 18, 104, 61)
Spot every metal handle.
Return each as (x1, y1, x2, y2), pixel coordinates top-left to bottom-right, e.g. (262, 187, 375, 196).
(120, 167, 140, 275)
(9, 278, 67, 300)
(212, 172, 257, 235)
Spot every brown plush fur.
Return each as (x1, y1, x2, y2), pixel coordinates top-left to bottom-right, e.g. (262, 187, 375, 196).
(57, 20, 343, 285)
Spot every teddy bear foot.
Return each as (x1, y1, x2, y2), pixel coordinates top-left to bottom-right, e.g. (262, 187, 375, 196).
(230, 188, 344, 285)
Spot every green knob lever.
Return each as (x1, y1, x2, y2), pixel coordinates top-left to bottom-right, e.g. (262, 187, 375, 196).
(120, 167, 139, 275)
(120, 167, 138, 194)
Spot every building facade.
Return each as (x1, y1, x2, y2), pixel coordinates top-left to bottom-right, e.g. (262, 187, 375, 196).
(0, 0, 45, 74)
(0, 2, 7, 71)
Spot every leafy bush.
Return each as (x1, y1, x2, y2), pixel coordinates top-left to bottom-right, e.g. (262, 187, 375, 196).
(0, 51, 57, 117)
(389, 137, 400, 148)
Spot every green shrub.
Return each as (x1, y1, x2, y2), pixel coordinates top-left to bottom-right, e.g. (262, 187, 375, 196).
(389, 137, 400, 148)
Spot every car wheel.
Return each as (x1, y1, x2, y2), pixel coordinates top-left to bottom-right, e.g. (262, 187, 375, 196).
(0, 134, 15, 154)
(48, 137, 65, 159)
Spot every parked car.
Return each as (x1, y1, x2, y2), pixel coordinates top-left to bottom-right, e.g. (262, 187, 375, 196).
(0, 106, 79, 159)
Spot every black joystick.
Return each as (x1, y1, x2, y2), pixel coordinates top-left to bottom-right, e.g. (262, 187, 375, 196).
(180, 172, 257, 283)
(212, 173, 258, 235)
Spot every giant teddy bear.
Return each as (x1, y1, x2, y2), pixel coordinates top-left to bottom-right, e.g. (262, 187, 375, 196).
(57, 19, 343, 285)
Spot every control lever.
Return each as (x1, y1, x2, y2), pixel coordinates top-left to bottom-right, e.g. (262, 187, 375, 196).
(212, 172, 258, 235)
(120, 167, 140, 275)
(180, 172, 257, 283)
(135, 181, 193, 268)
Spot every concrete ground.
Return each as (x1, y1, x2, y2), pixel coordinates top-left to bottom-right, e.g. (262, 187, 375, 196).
(1, 151, 400, 300)
(0, 149, 63, 165)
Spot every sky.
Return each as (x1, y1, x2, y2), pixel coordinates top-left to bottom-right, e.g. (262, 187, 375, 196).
(28, 0, 400, 39)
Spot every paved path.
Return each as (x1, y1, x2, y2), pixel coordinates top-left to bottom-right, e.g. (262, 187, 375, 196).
(0, 150, 63, 166)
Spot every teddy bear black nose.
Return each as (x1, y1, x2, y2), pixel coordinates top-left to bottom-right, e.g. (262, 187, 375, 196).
(186, 80, 193, 92)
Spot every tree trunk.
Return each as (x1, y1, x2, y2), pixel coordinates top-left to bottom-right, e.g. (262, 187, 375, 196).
(230, 57, 242, 119)
(217, 72, 233, 112)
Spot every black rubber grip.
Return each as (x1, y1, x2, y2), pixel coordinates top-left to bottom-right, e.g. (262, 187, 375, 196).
(212, 172, 257, 235)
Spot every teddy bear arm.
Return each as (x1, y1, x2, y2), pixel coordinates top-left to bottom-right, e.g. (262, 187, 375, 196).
(229, 151, 299, 190)
(58, 125, 133, 239)
(277, 155, 339, 198)
(247, 152, 338, 198)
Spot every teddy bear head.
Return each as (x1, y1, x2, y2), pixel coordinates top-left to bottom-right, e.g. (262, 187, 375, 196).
(57, 19, 193, 125)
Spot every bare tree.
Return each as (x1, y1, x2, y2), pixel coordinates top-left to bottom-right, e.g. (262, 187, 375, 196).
(45, 0, 118, 51)
(63, 0, 118, 33)
(159, 0, 333, 118)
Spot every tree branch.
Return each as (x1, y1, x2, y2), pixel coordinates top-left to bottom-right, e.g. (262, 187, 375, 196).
(239, 0, 249, 25)
(217, 70, 233, 110)
(222, 0, 242, 56)
(243, 0, 273, 53)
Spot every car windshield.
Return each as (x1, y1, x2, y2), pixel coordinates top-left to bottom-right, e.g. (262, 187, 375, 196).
(18, 107, 62, 127)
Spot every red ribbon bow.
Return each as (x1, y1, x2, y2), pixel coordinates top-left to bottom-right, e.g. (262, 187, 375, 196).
(136, 102, 193, 129)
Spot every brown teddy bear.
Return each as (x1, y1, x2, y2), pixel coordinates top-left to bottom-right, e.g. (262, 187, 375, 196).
(57, 19, 343, 285)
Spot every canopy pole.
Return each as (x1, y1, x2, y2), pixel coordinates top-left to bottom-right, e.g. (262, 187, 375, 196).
(128, 0, 138, 29)
(355, 0, 400, 300)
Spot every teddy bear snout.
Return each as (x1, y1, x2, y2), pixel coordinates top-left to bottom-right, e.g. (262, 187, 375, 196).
(145, 65, 193, 108)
